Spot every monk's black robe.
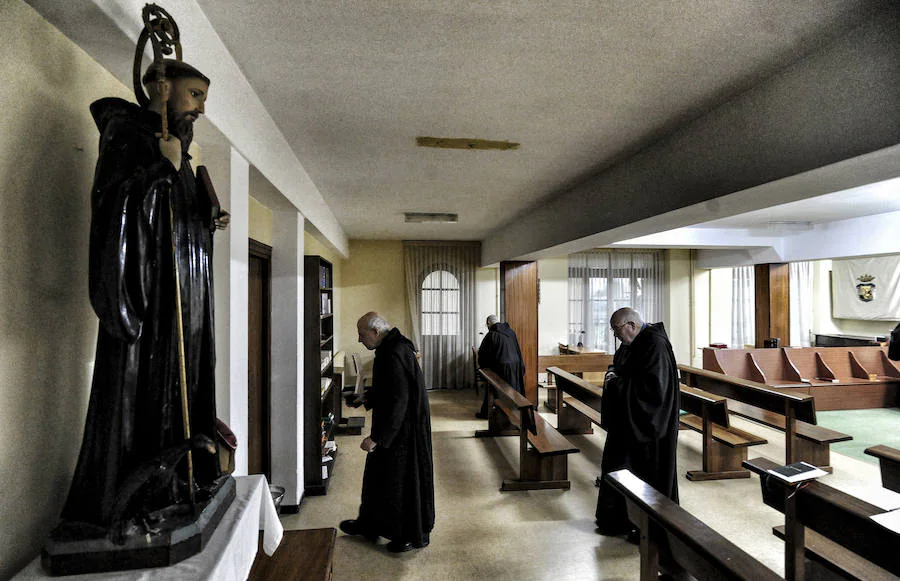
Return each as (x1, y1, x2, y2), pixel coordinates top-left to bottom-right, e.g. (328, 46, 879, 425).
(596, 322, 680, 531)
(358, 328, 435, 545)
(60, 98, 221, 532)
(478, 322, 526, 394)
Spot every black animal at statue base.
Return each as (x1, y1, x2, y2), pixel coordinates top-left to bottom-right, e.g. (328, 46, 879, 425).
(41, 475, 235, 576)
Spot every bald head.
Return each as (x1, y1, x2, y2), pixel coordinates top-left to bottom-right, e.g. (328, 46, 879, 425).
(610, 307, 644, 345)
(610, 307, 643, 327)
(357, 311, 391, 350)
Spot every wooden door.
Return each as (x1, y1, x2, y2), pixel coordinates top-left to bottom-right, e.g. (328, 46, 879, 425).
(248, 240, 272, 479)
(500, 261, 539, 405)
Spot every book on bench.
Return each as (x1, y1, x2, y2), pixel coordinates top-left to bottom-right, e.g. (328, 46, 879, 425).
(767, 461, 828, 483)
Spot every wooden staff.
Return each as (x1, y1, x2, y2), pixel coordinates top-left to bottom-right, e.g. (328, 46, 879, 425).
(158, 68, 195, 504)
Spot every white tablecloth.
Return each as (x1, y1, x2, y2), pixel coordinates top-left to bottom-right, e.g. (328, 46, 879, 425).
(15, 475, 284, 581)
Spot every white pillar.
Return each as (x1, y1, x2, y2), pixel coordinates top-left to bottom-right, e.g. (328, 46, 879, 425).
(270, 210, 305, 505)
(226, 148, 250, 475)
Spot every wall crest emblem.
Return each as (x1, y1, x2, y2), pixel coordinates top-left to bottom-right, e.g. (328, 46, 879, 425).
(856, 273, 876, 302)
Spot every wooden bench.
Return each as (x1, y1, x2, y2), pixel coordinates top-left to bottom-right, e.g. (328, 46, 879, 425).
(539, 353, 614, 413)
(248, 528, 336, 581)
(678, 384, 767, 481)
(680, 365, 852, 472)
(606, 469, 782, 581)
(744, 457, 900, 580)
(546, 366, 604, 435)
(866, 444, 900, 493)
(548, 366, 767, 481)
(475, 369, 580, 491)
(704, 346, 900, 410)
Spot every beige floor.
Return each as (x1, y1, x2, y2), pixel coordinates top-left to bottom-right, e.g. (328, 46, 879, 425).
(281, 389, 896, 581)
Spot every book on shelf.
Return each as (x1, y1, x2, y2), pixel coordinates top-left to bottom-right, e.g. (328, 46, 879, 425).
(767, 461, 828, 483)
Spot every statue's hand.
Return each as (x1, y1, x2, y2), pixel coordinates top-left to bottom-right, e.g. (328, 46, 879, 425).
(214, 210, 231, 231)
(157, 133, 182, 171)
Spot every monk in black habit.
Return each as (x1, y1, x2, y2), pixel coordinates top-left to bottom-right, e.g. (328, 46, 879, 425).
(476, 314, 525, 418)
(56, 59, 227, 540)
(340, 312, 435, 553)
(596, 307, 680, 540)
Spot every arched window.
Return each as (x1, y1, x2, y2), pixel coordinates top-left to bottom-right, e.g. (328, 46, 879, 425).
(421, 270, 459, 336)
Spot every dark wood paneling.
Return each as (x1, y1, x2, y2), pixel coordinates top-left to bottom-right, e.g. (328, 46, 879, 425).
(500, 261, 538, 404)
(754, 263, 790, 348)
(248, 240, 272, 479)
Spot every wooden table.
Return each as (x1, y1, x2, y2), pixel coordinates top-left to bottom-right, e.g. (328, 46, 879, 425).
(248, 528, 336, 581)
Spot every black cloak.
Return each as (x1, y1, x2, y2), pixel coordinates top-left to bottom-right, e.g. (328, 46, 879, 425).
(477, 322, 525, 394)
(358, 328, 435, 545)
(60, 98, 220, 530)
(596, 322, 680, 530)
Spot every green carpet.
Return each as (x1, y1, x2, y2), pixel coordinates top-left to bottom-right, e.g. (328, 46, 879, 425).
(816, 408, 900, 464)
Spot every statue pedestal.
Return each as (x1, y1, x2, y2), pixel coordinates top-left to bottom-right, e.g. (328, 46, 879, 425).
(41, 476, 236, 576)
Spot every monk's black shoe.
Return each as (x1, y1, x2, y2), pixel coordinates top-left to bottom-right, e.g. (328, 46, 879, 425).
(386, 540, 415, 553)
(339, 519, 377, 542)
(594, 520, 631, 536)
(475, 411, 488, 419)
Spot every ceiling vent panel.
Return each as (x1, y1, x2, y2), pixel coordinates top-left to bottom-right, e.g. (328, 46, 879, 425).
(416, 137, 519, 150)
(404, 212, 458, 223)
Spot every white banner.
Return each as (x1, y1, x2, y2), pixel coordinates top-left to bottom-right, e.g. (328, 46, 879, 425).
(832, 256, 900, 320)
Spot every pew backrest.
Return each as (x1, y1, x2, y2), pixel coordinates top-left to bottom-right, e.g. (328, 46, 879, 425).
(679, 365, 817, 424)
(744, 457, 900, 578)
(479, 368, 536, 434)
(546, 366, 603, 409)
(606, 469, 782, 581)
(679, 384, 731, 427)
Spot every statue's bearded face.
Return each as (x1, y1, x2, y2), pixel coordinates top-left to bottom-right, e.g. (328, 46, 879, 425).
(167, 77, 209, 146)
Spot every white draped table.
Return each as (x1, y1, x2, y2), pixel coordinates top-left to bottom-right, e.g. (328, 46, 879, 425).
(15, 475, 284, 581)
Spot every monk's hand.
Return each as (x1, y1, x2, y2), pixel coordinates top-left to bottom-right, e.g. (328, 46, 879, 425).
(360, 436, 377, 452)
(157, 133, 182, 171)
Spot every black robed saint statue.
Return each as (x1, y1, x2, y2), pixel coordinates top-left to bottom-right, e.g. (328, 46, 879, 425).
(42, 5, 234, 575)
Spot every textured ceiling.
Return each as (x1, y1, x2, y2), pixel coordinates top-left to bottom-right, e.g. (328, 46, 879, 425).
(191, 0, 884, 242)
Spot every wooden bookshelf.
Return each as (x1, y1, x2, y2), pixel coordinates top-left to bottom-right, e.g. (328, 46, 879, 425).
(303, 256, 341, 495)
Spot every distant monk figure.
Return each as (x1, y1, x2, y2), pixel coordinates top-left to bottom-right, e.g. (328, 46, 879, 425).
(476, 315, 526, 419)
(340, 312, 435, 552)
(595, 307, 680, 542)
(58, 57, 227, 538)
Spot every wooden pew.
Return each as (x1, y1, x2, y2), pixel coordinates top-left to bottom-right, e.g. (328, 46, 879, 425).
(546, 366, 603, 435)
(606, 469, 782, 581)
(679, 365, 852, 472)
(679, 385, 767, 481)
(744, 457, 900, 580)
(704, 346, 900, 410)
(539, 353, 614, 412)
(549, 365, 769, 482)
(475, 369, 580, 491)
(866, 445, 900, 493)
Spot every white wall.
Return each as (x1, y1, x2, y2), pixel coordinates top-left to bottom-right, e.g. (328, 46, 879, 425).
(475, 266, 499, 347)
(665, 250, 692, 364)
(538, 258, 568, 355)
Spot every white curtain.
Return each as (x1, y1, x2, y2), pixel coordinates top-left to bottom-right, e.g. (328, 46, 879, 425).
(403, 241, 479, 390)
(568, 250, 665, 353)
(731, 266, 755, 348)
(790, 261, 814, 347)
